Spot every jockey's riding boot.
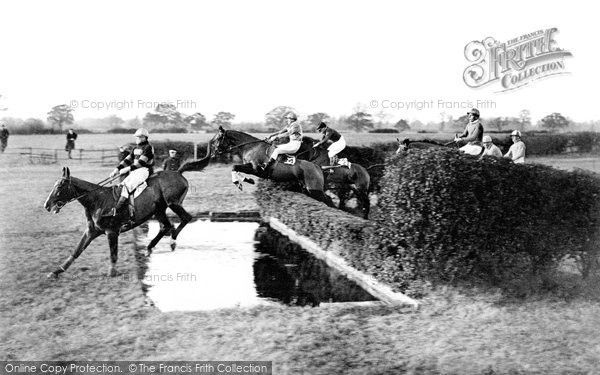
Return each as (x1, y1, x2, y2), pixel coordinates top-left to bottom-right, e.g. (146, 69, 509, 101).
(108, 195, 128, 217)
(259, 159, 275, 174)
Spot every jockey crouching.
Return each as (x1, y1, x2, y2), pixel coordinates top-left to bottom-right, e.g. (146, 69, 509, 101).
(313, 121, 346, 166)
(107, 128, 154, 223)
(259, 112, 302, 174)
(454, 108, 484, 155)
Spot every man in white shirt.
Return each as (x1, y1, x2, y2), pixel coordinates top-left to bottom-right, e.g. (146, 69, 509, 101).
(479, 135, 503, 160)
(504, 130, 526, 164)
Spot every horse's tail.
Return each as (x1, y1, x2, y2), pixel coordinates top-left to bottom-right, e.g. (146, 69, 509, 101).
(178, 156, 211, 173)
(178, 143, 212, 173)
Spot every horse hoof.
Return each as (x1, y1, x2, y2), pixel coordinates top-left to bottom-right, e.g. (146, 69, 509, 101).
(47, 271, 59, 279)
(234, 181, 243, 191)
(170, 239, 176, 251)
(108, 267, 118, 277)
(145, 248, 153, 257)
(245, 178, 255, 185)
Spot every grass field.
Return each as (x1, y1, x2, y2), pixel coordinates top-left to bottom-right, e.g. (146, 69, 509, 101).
(1, 144, 600, 373)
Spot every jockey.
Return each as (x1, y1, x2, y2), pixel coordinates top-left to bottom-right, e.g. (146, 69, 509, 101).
(313, 121, 346, 166)
(108, 128, 155, 218)
(455, 108, 484, 155)
(259, 112, 303, 172)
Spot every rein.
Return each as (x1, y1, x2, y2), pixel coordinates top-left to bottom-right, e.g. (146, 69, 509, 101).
(62, 175, 120, 205)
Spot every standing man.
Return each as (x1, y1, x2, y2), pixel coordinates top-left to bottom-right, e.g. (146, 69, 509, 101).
(504, 130, 526, 164)
(65, 128, 78, 159)
(162, 149, 181, 171)
(259, 112, 303, 172)
(479, 135, 503, 160)
(313, 121, 346, 166)
(0, 122, 9, 153)
(455, 108, 484, 155)
(108, 128, 155, 222)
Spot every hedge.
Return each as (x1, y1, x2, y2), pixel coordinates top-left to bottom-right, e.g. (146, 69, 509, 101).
(255, 149, 600, 296)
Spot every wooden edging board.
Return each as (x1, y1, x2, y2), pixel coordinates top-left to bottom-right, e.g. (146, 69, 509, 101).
(268, 217, 420, 309)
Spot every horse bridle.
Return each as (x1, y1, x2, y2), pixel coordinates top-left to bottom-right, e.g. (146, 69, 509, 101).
(54, 175, 118, 208)
(213, 131, 269, 155)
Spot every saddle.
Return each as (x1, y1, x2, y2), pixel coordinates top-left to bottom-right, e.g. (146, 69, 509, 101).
(265, 145, 298, 165)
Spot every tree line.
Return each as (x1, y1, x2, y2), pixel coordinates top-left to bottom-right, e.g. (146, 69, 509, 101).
(1, 103, 597, 134)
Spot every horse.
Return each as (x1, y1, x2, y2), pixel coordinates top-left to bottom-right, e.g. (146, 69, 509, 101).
(396, 138, 483, 156)
(295, 140, 371, 219)
(210, 126, 334, 207)
(43, 148, 212, 279)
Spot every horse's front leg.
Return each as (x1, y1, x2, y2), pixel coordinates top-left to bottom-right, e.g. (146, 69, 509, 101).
(231, 163, 257, 190)
(106, 230, 119, 277)
(48, 228, 102, 278)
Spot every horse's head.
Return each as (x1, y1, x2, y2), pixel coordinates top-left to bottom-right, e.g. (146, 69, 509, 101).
(396, 138, 410, 154)
(44, 167, 76, 214)
(210, 126, 232, 157)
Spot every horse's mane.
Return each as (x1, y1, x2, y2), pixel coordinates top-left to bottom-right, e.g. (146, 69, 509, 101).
(409, 139, 445, 146)
(225, 129, 260, 142)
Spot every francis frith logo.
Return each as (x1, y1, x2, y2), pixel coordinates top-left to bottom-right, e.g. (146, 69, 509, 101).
(463, 27, 572, 92)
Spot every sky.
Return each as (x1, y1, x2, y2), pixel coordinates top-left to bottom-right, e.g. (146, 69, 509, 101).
(0, 0, 598, 124)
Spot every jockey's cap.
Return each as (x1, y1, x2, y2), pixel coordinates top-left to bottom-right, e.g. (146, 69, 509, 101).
(482, 135, 492, 143)
(134, 128, 150, 138)
(317, 122, 327, 130)
(467, 108, 480, 116)
(511, 130, 521, 137)
(284, 112, 298, 120)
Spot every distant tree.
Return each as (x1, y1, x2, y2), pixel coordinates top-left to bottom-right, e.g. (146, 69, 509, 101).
(265, 106, 296, 129)
(183, 112, 208, 131)
(346, 111, 374, 132)
(124, 116, 142, 129)
(374, 109, 392, 126)
(394, 119, 411, 132)
(410, 119, 424, 130)
(0, 94, 7, 111)
(143, 103, 185, 128)
(540, 112, 570, 132)
(519, 109, 531, 131)
(47, 104, 74, 132)
(211, 111, 236, 129)
(104, 115, 124, 129)
(487, 117, 510, 132)
(439, 111, 447, 132)
(306, 112, 331, 130)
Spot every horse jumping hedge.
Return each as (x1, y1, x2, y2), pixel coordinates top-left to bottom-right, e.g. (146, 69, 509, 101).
(255, 148, 600, 296)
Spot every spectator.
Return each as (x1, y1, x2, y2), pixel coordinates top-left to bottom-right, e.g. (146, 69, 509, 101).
(162, 149, 181, 171)
(65, 129, 78, 159)
(0, 122, 9, 153)
(504, 130, 526, 164)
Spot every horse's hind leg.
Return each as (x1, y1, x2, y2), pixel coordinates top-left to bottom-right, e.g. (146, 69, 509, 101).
(145, 209, 173, 256)
(169, 203, 192, 242)
(308, 189, 335, 208)
(107, 230, 120, 277)
(48, 228, 102, 278)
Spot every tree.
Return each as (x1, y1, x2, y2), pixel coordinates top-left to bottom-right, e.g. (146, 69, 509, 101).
(47, 104, 74, 132)
(374, 109, 392, 127)
(265, 106, 296, 130)
(124, 116, 142, 129)
(143, 103, 184, 128)
(487, 117, 510, 132)
(211, 111, 236, 129)
(306, 112, 331, 130)
(395, 119, 411, 132)
(346, 111, 374, 132)
(540, 112, 570, 132)
(184, 112, 208, 131)
(519, 109, 531, 131)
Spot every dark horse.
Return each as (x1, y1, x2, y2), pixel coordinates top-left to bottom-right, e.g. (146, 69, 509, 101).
(210, 126, 334, 207)
(295, 141, 371, 219)
(396, 138, 483, 156)
(43, 149, 212, 278)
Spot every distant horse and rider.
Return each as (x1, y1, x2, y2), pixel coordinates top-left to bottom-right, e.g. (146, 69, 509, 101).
(44, 129, 212, 278)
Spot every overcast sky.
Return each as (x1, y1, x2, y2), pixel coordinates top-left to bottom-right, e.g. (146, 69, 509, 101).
(0, 0, 598, 124)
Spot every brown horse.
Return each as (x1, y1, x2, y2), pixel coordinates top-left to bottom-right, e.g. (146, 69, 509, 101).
(210, 126, 334, 207)
(295, 141, 371, 219)
(43, 149, 212, 278)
